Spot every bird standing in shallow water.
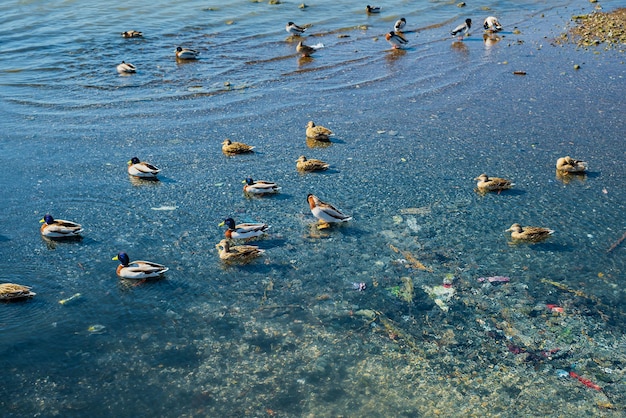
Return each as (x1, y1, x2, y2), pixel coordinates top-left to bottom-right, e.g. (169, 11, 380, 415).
(296, 156, 329, 172)
(40, 214, 83, 238)
(127, 157, 160, 179)
(451, 18, 472, 40)
(307, 194, 352, 227)
(483, 16, 502, 32)
(112, 252, 169, 279)
(286, 22, 306, 36)
(394, 18, 406, 32)
(385, 31, 409, 49)
(506, 224, 554, 243)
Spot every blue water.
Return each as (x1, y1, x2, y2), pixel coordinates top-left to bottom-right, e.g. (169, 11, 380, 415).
(1, 0, 625, 416)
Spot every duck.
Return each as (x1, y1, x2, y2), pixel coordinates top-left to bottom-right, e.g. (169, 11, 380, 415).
(483, 16, 502, 32)
(0, 283, 36, 301)
(112, 252, 169, 279)
(556, 156, 587, 174)
(306, 121, 333, 141)
(307, 194, 352, 226)
(296, 155, 329, 172)
(222, 139, 255, 154)
(40, 214, 83, 238)
(505, 224, 554, 242)
(385, 31, 409, 49)
(116, 61, 136, 74)
(366, 5, 381, 14)
(216, 239, 264, 263)
(175, 46, 199, 60)
(451, 18, 472, 40)
(474, 174, 514, 193)
(296, 41, 317, 57)
(243, 178, 281, 195)
(286, 22, 307, 36)
(127, 157, 160, 179)
(394, 18, 407, 32)
(219, 218, 270, 240)
(121, 30, 143, 38)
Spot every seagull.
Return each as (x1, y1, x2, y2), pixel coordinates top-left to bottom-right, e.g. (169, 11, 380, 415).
(385, 31, 408, 49)
(451, 18, 472, 40)
(286, 22, 306, 36)
(394, 18, 406, 32)
(483, 16, 503, 32)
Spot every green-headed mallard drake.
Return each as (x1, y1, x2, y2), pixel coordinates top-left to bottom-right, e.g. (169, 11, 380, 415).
(296, 155, 329, 172)
(222, 139, 254, 155)
(306, 121, 333, 141)
(112, 252, 168, 279)
(219, 218, 270, 240)
(307, 194, 352, 226)
(121, 30, 143, 38)
(556, 156, 587, 174)
(474, 174, 514, 193)
(116, 61, 136, 74)
(506, 223, 554, 242)
(175, 46, 199, 60)
(385, 31, 409, 49)
(243, 178, 280, 195)
(40, 214, 83, 238)
(127, 156, 160, 178)
(0, 283, 36, 301)
(216, 239, 264, 263)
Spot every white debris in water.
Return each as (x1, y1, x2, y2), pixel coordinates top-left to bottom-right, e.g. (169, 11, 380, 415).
(406, 217, 420, 233)
(151, 205, 178, 211)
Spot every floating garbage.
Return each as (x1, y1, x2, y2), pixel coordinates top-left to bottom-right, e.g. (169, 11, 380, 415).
(477, 276, 510, 283)
(352, 282, 367, 291)
(59, 293, 81, 305)
(87, 324, 106, 334)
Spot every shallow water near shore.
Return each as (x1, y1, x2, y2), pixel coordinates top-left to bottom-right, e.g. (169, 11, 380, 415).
(1, 0, 626, 416)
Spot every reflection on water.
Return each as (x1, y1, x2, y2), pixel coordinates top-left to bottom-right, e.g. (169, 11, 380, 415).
(1, 0, 626, 416)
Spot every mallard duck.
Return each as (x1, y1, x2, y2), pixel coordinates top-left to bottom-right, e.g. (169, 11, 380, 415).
(474, 174, 514, 193)
(286, 22, 306, 36)
(296, 41, 317, 57)
(296, 155, 329, 172)
(306, 121, 333, 141)
(506, 224, 554, 242)
(121, 30, 143, 38)
(307, 194, 352, 225)
(127, 157, 160, 178)
(451, 18, 472, 40)
(175, 46, 199, 60)
(366, 5, 381, 13)
(483, 16, 502, 32)
(219, 218, 270, 240)
(556, 156, 587, 174)
(243, 178, 281, 195)
(40, 214, 83, 238)
(0, 283, 36, 301)
(385, 31, 409, 49)
(116, 61, 136, 74)
(216, 239, 264, 263)
(394, 18, 407, 32)
(222, 139, 254, 154)
(112, 252, 169, 279)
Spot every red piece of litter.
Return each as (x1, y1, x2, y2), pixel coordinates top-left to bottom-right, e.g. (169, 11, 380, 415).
(569, 371, 602, 391)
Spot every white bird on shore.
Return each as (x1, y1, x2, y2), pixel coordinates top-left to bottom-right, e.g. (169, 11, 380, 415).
(451, 18, 472, 40)
(175, 46, 199, 60)
(385, 31, 408, 49)
(286, 22, 306, 36)
(394, 18, 406, 32)
(483, 16, 503, 32)
(116, 61, 136, 74)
